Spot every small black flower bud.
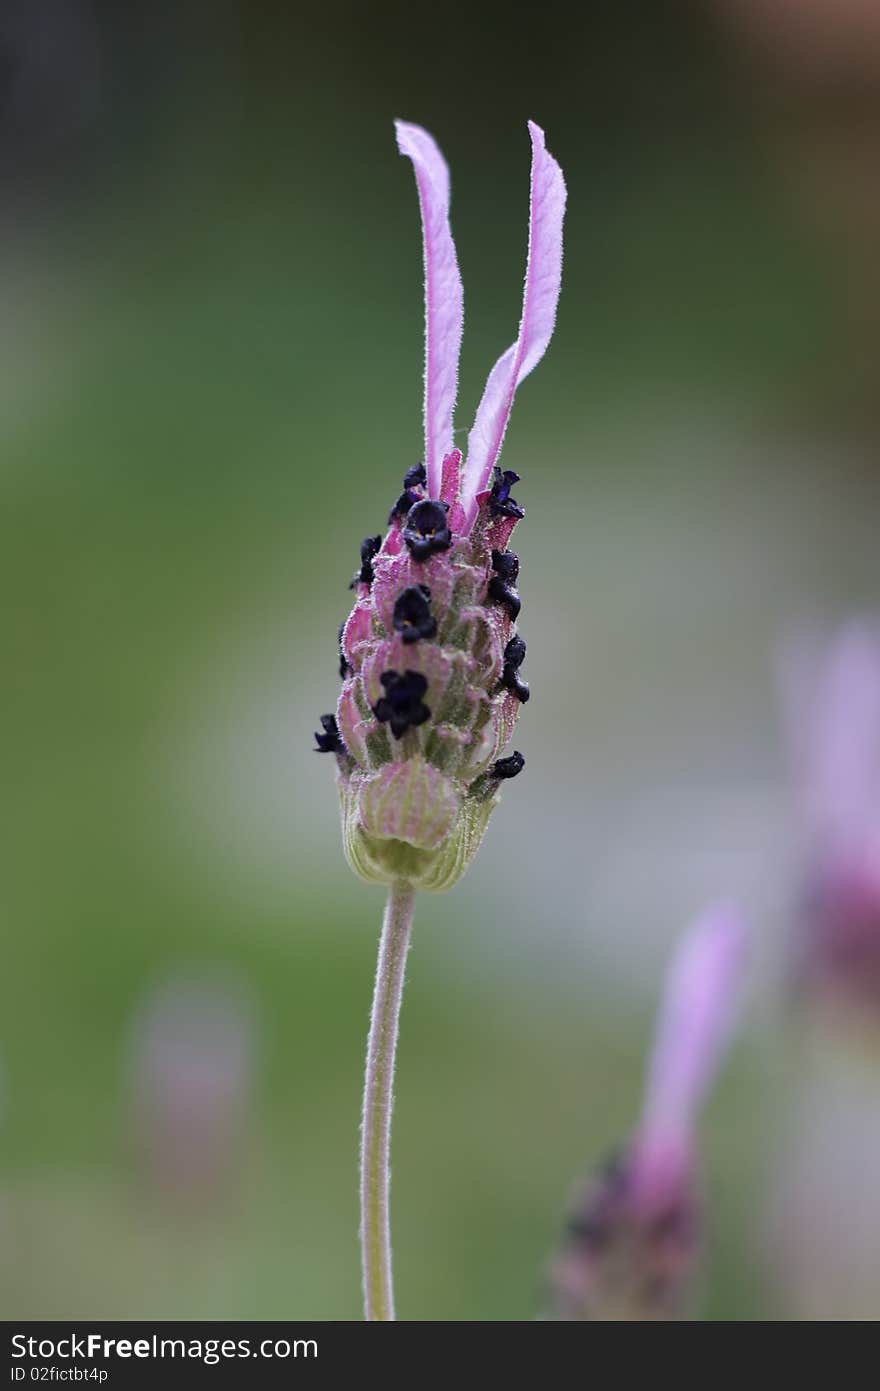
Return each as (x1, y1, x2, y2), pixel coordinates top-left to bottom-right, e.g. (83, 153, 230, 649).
(488, 547, 522, 621)
(500, 634, 530, 702)
(314, 713, 344, 753)
(489, 466, 524, 519)
(403, 462, 427, 489)
(392, 585, 437, 643)
(402, 499, 452, 560)
(491, 549, 520, 583)
(503, 635, 527, 670)
(372, 670, 431, 738)
(492, 751, 525, 779)
(350, 535, 382, 589)
(488, 576, 522, 620)
(338, 623, 351, 679)
(389, 491, 419, 524)
(388, 463, 429, 523)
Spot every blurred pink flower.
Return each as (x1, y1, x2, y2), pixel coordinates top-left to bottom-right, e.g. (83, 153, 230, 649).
(549, 904, 748, 1320)
(782, 620, 880, 1018)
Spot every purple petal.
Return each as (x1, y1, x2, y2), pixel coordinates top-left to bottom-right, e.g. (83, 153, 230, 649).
(459, 121, 566, 530)
(395, 121, 464, 498)
(640, 904, 747, 1152)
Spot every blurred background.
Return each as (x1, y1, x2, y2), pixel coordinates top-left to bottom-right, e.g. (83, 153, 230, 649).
(2, 0, 880, 1319)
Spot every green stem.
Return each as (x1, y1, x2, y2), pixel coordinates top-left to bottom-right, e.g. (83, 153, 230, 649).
(359, 879, 417, 1320)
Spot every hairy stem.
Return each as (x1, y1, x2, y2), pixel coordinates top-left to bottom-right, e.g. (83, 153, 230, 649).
(359, 879, 417, 1320)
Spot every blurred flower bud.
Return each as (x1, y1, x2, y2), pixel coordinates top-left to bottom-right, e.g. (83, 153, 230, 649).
(547, 904, 747, 1319)
(551, 1144, 700, 1321)
(781, 621, 880, 1024)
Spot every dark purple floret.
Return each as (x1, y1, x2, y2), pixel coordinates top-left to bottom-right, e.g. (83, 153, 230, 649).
(488, 549, 522, 617)
(500, 634, 530, 702)
(403, 462, 427, 489)
(350, 535, 382, 589)
(492, 750, 525, 779)
(491, 549, 520, 583)
(388, 490, 421, 524)
(402, 499, 452, 560)
(392, 585, 437, 643)
(338, 622, 351, 679)
(489, 466, 524, 519)
(372, 670, 431, 738)
(503, 635, 527, 670)
(488, 575, 522, 620)
(388, 463, 429, 523)
(314, 713, 344, 753)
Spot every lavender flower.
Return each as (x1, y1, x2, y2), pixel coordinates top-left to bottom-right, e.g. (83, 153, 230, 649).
(768, 623, 880, 1316)
(549, 905, 747, 1320)
(316, 119, 565, 894)
(320, 120, 565, 1322)
(782, 621, 880, 1018)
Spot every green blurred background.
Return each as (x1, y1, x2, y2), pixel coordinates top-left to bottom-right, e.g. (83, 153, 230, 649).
(3, 0, 880, 1319)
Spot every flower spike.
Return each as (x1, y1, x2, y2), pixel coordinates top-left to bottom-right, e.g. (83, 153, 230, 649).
(395, 121, 465, 498)
(547, 905, 748, 1320)
(320, 122, 564, 895)
(460, 121, 566, 530)
(321, 122, 567, 1322)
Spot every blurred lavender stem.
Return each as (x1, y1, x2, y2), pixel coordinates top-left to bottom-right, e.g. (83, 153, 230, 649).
(360, 880, 416, 1320)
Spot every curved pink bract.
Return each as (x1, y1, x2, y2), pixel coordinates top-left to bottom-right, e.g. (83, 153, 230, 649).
(459, 122, 566, 531)
(639, 903, 747, 1156)
(395, 121, 465, 498)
